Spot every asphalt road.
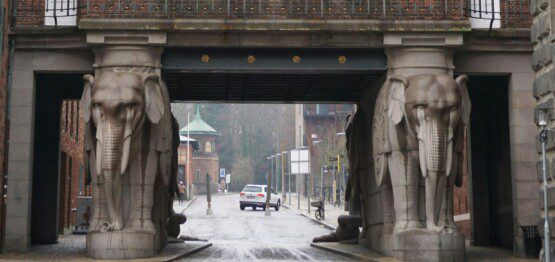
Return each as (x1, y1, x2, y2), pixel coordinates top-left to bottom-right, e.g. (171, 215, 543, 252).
(178, 193, 351, 261)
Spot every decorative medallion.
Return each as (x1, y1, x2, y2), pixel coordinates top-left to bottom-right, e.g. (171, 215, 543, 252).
(201, 54, 210, 63)
(338, 55, 347, 64)
(292, 55, 301, 64)
(247, 55, 256, 64)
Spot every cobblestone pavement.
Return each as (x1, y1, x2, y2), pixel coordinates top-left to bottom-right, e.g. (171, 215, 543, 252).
(283, 193, 348, 229)
(178, 193, 351, 261)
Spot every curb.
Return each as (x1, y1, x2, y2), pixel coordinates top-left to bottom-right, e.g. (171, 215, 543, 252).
(178, 196, 197, 214)
(283, 204, 336, 230)
(163, 242, 213, 262)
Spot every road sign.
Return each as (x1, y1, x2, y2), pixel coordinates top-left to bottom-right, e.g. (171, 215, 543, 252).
(290, 148, 310, 174)
(219, 168, 226, 178)
(226, 173, 231, 184)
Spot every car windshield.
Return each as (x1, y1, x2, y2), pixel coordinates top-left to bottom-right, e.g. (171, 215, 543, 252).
(243, 186, 262, 192)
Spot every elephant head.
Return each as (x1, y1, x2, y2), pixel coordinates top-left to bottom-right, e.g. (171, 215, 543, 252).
(388, 74, 470, 230)
(81, 71, 165, 230)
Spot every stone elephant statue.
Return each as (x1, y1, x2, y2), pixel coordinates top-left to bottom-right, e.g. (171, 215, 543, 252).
(372, 74, 470, 233)
(81, 71, 183, 255)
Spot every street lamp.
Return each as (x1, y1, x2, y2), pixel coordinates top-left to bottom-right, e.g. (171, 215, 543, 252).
(275, 153, 281, 193)
(281, 151, 289, 205)
(539, 108, 551, 262)
(266, 155, 274, 216)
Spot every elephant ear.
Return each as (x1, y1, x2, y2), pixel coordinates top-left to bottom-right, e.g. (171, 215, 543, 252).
(81, 74, 94, 124)
(143, 74, 165, 124)
(387, 75, 408, 125)
(455, 75, 471, 127)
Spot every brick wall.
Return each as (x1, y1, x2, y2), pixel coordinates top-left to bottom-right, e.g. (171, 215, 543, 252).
(532, 0, 555, 257)
(12, 0, 533, 28)
(58, 100, 88, 233)
(190, 135, 219, 194)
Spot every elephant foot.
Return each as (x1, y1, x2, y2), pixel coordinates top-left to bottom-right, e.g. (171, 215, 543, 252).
(393, 221, 408, 234)
(142, 220, 156, 234)
(106, 222, 122, 231)
(126, 218, 156, 234)
(426, 221, 444, 233)
(90, 219, 111, 232)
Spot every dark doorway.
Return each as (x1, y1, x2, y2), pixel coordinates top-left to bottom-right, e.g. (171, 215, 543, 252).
(31, 74, 84, 244)
(468, 75, 514, 250)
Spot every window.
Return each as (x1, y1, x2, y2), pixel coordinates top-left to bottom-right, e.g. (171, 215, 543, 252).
(69, 102, 74, 137)
(64, 101, 69, 132)
(75, 102, 79, 140)
(470, 0, 500, 29)
(44, 0, 77, 26)
(205, 141, 212, 153)
(195, 169, 201, 182)
(242, 186, 262, 192)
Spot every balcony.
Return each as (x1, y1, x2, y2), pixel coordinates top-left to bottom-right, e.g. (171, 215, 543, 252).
(13, 0, 530, 29)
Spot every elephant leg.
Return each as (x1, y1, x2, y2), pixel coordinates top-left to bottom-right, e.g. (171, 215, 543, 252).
(389, 151, 421, 233)
(425, 172, 445, 232)
(140, 151, 157, 234)
(112, 174, 123, 230)
(445, 174, 457, 230)
(126, 151, 144, 231)
(381, 176, 395, 234)
(103, 172, 117, 230)
(90, 174, 110, 231)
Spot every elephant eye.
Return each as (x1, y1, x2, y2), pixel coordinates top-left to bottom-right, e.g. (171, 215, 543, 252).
(414, 104, 426, 109)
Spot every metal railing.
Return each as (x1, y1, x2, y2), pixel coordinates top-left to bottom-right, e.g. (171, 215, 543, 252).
(12, 0, 530, 28)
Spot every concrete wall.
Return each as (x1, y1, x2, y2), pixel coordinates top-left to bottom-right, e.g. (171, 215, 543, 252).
(3, 50, 92, 252)
(454, 51, 537, 256)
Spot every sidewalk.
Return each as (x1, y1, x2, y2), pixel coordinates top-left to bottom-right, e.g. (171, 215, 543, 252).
(173, 195, 196, 214)
(282, 193, 347, 229)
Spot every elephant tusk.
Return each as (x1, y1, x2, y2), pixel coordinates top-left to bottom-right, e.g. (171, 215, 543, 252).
(120, 109, 133, 175)
(417, 107, 427, 177)
(446, 141, 453, 177)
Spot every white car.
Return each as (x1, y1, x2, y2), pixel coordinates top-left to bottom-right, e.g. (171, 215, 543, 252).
(239, 184, 281, 211)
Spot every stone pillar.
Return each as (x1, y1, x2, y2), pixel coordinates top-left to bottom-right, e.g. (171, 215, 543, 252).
(532, 0, 555, 259)
(84, 31, 173, 259)
(382, 32, 466, 261)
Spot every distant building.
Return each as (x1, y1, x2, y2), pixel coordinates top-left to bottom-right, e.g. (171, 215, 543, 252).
(58, 100, 90, 235)
(179, 107, 221, 194)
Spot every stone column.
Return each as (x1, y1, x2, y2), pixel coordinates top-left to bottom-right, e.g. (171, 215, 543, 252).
(532, 0, 555, 259)
(84, 31, 172, 259)
(381, 32, 466, 261)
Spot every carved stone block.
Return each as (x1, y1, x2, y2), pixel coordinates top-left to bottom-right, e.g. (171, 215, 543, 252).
(393, 229, 465, 262)
(87, 231, 158, 260)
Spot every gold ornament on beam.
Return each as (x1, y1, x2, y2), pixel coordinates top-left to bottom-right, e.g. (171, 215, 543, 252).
(338, 56, 347, 64)
(247, 55, 256, 64)
(292, 55, 301, 64)
(201, 54, 210, 63)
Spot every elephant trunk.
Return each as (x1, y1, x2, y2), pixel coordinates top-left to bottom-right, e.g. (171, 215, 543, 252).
(418, 119, 451, 227)
(101, 123, 124, 173)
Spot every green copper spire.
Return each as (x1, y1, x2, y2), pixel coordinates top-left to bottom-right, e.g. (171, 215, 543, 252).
(179, 104, 221, 137)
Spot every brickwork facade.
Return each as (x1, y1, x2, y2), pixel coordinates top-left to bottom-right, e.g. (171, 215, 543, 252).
(190, 135, 219, 194)
(58, 100, 88, 234)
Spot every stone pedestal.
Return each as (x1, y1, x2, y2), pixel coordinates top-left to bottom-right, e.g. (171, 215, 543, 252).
(393, 229, 466, 262)
(86, 231, 161, 259)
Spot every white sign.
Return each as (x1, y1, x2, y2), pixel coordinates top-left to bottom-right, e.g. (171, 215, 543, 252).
(290, 148, 310, 174)
(226, 174, 231, 184)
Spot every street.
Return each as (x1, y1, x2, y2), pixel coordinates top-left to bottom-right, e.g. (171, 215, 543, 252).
(178, 193, 350, 261)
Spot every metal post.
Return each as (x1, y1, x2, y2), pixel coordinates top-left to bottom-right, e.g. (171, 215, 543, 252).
(282, 151, 287, 203)
(541, 126, 551, 262)
(206, 173, 213, 215)
(308, 172, 311, 214)
(297, 174, 300, 210)
(265, 156, 273, 216)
